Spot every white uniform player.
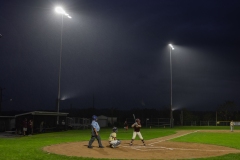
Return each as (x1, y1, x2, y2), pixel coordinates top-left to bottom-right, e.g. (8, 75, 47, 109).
(230, 120, 234, 132)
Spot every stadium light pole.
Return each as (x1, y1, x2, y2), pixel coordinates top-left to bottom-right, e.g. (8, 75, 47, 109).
(55, 6, 72, 124)
(0, 87, 6, 115)
(169, 44, 174, 128)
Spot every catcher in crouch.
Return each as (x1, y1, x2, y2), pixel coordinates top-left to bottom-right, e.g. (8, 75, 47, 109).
(130, 118, 146, 146)
(109, 127, 121, 148)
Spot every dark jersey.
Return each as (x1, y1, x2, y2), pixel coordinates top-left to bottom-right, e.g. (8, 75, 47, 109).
(23, 120, 27, 128)
(134, 125, 140, 132)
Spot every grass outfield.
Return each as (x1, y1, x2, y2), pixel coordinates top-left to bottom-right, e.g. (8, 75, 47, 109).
(0, 126, 239, 160)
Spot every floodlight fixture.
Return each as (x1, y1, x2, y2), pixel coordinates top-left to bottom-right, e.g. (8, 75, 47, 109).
(55, 6, 72, 19)
(169, 44, 174, 50)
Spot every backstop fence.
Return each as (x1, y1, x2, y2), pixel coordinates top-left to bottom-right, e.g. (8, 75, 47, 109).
(126, 118, 171, 127)
(183, 121, 240, 126)
(126, 118, 240, 127)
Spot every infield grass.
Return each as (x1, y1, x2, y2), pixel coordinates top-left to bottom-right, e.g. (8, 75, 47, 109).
(0, 126, 239, 160)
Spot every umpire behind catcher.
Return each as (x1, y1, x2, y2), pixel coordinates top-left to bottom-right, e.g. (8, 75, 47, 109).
(88, 115, 104, 148)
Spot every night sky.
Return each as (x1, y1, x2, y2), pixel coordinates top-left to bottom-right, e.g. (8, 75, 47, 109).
(1, 0, 240, 112)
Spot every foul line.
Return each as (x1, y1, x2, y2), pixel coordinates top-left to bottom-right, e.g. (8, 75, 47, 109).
(148, 130, 199, 146)
(121, 130, 240, 153)
(122, 130, 199, 149)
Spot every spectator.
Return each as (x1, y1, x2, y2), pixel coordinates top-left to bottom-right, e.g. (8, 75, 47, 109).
(40, 121, 44, 133)
(124, 120, 128, 131)
(28, 119, 33, 135)
(23, 118, 28, 136)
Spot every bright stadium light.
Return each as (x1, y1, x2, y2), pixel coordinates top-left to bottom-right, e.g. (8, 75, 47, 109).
(169, 43, 174, 128)
(55, 7, 72, 19)
(55, 6, 72, 125)
(55, 7, 65, 14)
(169, 44, 174, 50)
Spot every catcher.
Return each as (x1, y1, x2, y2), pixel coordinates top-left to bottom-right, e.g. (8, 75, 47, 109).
(109, 127, 121, 148)
(130, 118, 145, 146)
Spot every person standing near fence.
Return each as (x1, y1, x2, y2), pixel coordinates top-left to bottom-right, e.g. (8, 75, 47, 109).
(28, 119, 33, 135)
(124, 120, 128, 131)
(230, 120, 234, 132)
(88, 115, 104, 148)
(23, 118, 28, 136)
(40, 121, 44, 133)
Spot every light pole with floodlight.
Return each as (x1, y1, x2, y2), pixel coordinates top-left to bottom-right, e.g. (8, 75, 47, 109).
(55, 6, 72, 124)
(169, 44, 174, 128)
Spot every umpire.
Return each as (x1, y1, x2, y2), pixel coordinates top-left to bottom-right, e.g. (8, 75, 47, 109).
(88, 115, 104, 148)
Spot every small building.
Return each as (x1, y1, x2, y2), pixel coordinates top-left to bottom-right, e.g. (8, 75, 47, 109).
(96, 115, 117, 127)
(107, 117, 117, 126)
(97, 115, 108, 127)
(15, 111, 69, 133)
(66, 117, 90, 129)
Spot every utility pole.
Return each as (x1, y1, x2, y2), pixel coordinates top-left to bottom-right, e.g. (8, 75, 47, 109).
(216, 111, 217, 126)
(0, 87, 5, 115)
(93, 94, 95, 109)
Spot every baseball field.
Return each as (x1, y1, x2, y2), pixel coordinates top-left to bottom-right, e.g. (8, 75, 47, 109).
(1, 126, 240, 160)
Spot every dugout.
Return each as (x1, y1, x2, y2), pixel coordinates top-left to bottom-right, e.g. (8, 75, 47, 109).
(0, 116, 15, 132)
(15, 111, 69, 133)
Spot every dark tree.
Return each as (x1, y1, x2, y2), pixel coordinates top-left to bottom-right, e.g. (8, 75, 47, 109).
(217, 101, 237, 121)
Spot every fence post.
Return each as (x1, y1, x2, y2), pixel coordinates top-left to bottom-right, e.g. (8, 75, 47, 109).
(216, 111, 217, 126)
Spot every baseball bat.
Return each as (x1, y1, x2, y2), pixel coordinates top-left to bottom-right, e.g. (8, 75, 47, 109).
(133, 114, 135, 121)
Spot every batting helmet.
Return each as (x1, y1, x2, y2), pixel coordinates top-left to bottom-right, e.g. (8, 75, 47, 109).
(135, 118, 140, 123)
(92, 115, 97, 120)
(112, 127, 118, 132)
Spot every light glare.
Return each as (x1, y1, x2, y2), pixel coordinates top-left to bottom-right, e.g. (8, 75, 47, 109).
(55, 6, 72, 18)
(169, 44, 174, 50)
(55, 7, 65, 14)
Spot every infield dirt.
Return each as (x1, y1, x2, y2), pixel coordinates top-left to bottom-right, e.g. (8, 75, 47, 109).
(43, 130, 240, 159)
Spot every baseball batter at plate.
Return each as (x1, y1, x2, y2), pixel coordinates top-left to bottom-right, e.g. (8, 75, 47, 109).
(130, 118, 146, 146)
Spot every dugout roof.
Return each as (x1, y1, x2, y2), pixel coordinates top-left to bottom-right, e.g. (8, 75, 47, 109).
(15, 111, 68, 117)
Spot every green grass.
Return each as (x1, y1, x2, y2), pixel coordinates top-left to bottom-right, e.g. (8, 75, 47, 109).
(0, 126, 239, 160)
(173, 132, 240, 149)
(171, 127, 240, 160)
